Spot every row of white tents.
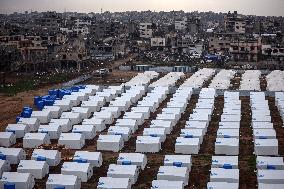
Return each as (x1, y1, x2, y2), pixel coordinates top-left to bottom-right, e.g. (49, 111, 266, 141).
(136, 86, 193, 153)
(257, 156, 284, 188)
(175, 88, 216, 154)
(151, 155, 192, 188)
(97, 72, 185, 153)
(240, 70, 261, 91)
(250, 92, 278, 156)
(97, 85, 148, 152)
(209, 69, 236, 90)
(149, 72, 185, 89)
(124, 71, 159, 87)
(180, 68, 216, 88)
(215, 91, 241, 156)
(208, 91, 241, 188)
(266, 70, 284, 91)
(98, 153, 147, 188)
(275, 92, 284, 125)
(250, 92, 284, 188)
(208, 155, 239, 188)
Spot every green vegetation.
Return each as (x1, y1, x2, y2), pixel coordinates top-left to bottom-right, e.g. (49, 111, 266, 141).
(248, 155, 257, 169)
(0, 73, 72, 96)
(41, 73, 70, 84)
(0, 79, 36, 96)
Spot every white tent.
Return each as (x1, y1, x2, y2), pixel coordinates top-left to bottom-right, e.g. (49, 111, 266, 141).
(72, 107, 92, 119)
(107, 126, 131, 141)
(46, 174, 81, 189)
(82, 118, 106, 132)
(97, 177, 130, 189)
(136, 136, 161, 153)
(217, 129, 240, 139)
(258, 183, 284, 189)
(0, 147, 26, 164)
(180, 129, 204, 143)
(61, 162, 93, 182)
(109, 101, 131, 112)
(185, 121, 207, 135)
(131, 107, 151, 119)
(221, 114, 241, 122)
(53, 99, 73, 111)
(60, 112, 82, 125)
(17, 118, 40, 132)
(117, 153, 147, 170)
(38, 124, 62, 139)
(23, 133, 50, 148)
(6, 124, 29, 138)
(254, 139, 278, 155)
(211, 156, 238, 169)
(193, 107, 213, 116)
(175, 137, 200, 154)
(151, 180, 184, 189)
(207, 182, 239, 189)
(62, 95, 81, 106)
(0, 172, 35, 189)
(143, 128, 167, 142)
(49, 119, 72, 132)
(107, 164, 139, 185)
(115, 119, 138, 133)
(219, 122, 240, 129)
(215, 138, 239, 155)
(72, 125, 96, 139)
(17, 160, 49, 179)
(167, 102, 187, 112)
(252, 122, 274, 129)
(0, 132, 16, 147)
(81, 100, 101, 113)
(77, 89, 92, 97)
(0, 160, 10, 177)
(31, 111, 51, 124)
(123, 112, 145, 125)
(101, 107, 122, 119)
(256, 156, 284, 170)
(164, 155, 192, 170)
(97, 135, 124, 152)
(156, 114, 178, 125)
(73, 151, 102, 168)
(70, 92, 89, 101)
(210, 168, 239, 183)
(137, 101, 159, 112)
(93, 112, 114, 125)
(253, 129, 276, 139)
(257, 170, 284, 184)
(42, 106, 62, 119)
(31, 149, 61, 166)
(58, 133, 85, 149)
(157, 166, 189, 186)
(150, 120, 173, 134)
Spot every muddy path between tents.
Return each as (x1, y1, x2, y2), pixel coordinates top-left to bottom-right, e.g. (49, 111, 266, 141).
(239, 96, 257, 189)
(268, 96, 284, 156)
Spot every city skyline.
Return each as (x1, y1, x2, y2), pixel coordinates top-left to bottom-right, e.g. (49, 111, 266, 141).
(0, 0, 284, 16)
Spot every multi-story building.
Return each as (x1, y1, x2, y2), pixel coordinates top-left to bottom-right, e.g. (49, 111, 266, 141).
(175, 18, 187, 30)
(208, 33, 234, 53)
(139, 23, 153, 38)
(229, 37, 262, 62)
(151, 37, 166, 47)
(224, 11, 246, 33)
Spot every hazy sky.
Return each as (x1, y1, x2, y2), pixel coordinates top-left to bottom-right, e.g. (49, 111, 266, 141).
(0, 0, 284, 16)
